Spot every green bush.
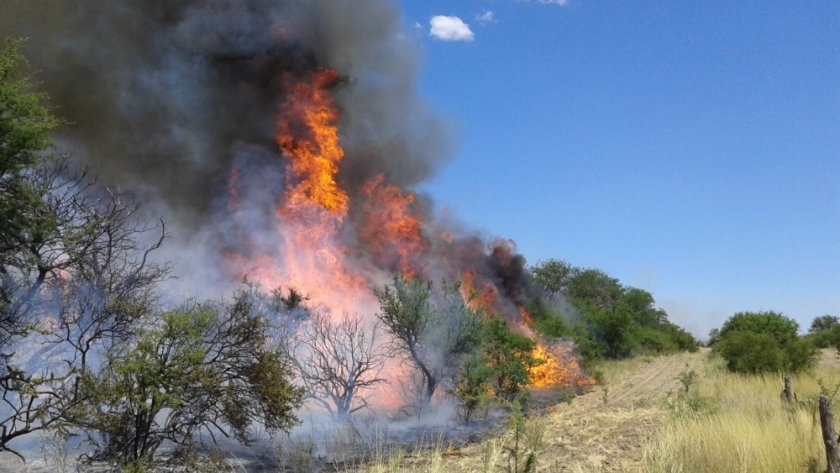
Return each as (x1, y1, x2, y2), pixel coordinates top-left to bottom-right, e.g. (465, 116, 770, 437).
(69, 291, 304, 465)
(805, 316, 840, 349)
(455, 317, 536, 419)
(712, 311, 818, 374)
(785, 338, 819, 372)
(717, 311, 798, 347)
(635, 327, 675, 355)
(530, 313, 568, 339)
(528, 260, 699, 363)
(716, 331, 786, 374)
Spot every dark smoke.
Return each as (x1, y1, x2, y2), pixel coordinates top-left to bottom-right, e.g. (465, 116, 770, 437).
(0, 0, 453, 231)
(1, 0, 542, 325)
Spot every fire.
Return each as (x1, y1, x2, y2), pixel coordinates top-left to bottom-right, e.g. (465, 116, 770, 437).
(270, 69, 370, 310)
(529, 343, 596, 389)
(277, 69, 348, 216)
(461, 270, 500, 312)
(224, 69, 374, 313)
(223, 65, 596, 409)
(359, 174, 428, 278)
(520, 308, 533, 326)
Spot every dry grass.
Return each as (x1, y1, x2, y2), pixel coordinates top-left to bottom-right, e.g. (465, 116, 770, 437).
(341, 350, 840, 473)
(334, 352, 703, 473)
(642, 351, 840, 473)
(322, 410, 547, 473)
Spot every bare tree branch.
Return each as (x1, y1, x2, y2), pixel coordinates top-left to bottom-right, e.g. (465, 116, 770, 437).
(294, 312, 387, 421)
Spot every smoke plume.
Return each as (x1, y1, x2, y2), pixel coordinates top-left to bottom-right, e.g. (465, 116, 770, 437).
(1, 0, 546, 327)
(0, 0, 452, 228)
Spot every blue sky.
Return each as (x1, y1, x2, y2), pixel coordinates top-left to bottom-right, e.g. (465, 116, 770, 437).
(395, 0, 839, 336)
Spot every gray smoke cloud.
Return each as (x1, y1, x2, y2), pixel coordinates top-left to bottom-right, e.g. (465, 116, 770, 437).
(0, 0, 453, 231)
(1, 0, 546, 327)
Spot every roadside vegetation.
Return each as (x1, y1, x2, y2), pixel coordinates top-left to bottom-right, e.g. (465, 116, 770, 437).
(643, 351, 840, 473)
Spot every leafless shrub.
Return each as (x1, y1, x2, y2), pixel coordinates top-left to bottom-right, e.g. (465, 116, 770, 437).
(1, 157, 170, 459)
(294, 312, 387, 421)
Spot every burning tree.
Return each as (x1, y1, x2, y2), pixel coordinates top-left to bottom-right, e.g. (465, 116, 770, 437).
(293, 312, 387, 421)
(374, 275, 483, 415)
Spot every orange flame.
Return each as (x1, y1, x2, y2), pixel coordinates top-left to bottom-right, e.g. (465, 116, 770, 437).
(224, 69, 373, 313)
(520, 308, 533, 326)
(529, 343, 596, 389)
(277, 69, 349, 216)
(461, 270, 499, 312)
(224, 67, 597, 411)
(359, 174, 428, 279)
(271, 69, 370, 309)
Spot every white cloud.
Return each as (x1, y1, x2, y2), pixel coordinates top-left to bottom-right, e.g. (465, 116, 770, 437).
(429, 15, 475, 42)
(476, 10, 495, 24)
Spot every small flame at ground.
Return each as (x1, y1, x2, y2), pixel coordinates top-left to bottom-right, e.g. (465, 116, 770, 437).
(529, 343, 597, 389)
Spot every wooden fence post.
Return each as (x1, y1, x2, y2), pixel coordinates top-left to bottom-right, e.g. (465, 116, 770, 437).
(781, 375, 793, 403)
(819, 395, 840, 472)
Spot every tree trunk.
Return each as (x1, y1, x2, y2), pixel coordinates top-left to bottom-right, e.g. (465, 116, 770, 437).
(819, 395, 840, 473)
(420, 379, 436, 416)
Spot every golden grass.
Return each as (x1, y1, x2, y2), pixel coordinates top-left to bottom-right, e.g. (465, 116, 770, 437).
(642, 352, 840, 473)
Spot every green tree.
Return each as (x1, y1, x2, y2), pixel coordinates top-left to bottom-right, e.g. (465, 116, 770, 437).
(622, 287, 667, 327)
(374, 275, 482, 415)
(716, 331, 786, 374)
(532, 259, 698, 362)
(805, 314, 840, 348)
(589, 304, 637, 359)
(805, 324, 840, 349)
(785, 337, 819, 373)
(717, 311, 799, 348)
(68, 290, 304, 465)
(567, 269, 623, 310)
(456, 354, 494, 422)
(529, 259, 577, 301)
(713, 311, 817, 374)
(0, 38, 61, 255)
(529, 312, 569, 339)
(0, 37, 60, 349)
(0, 158, 171, 452)
(479, 318, 536, 402)
(0, 39, 174, 458)
(809, 315, 839, 333)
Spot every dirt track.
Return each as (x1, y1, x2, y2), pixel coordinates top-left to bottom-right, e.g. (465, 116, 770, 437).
(535, 349, 708, 472)
(440, 348, 710, 472)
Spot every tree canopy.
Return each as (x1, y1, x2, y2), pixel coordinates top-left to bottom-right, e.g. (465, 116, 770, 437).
(712, 311, 817, 374)
(374, 275, 483, 414)
(528, 259, 698, 361)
